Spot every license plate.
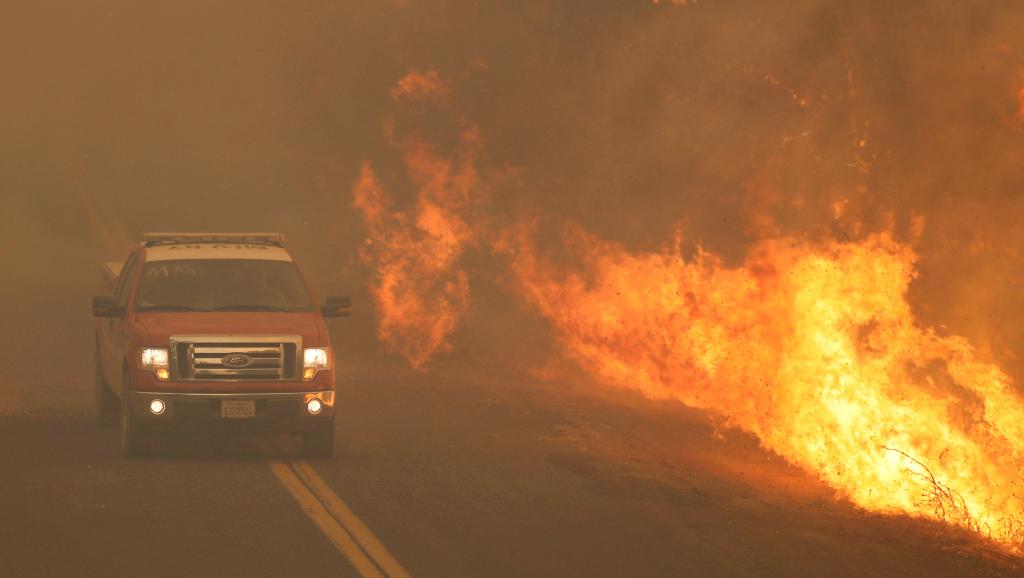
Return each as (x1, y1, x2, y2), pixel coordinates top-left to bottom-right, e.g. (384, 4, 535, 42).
(221, 400, 256, 418)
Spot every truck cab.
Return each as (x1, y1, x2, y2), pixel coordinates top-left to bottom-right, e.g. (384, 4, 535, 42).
(92, 233, 350, 457)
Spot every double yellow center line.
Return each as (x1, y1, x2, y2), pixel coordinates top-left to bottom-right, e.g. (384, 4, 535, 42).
(262, 442, 411, 578)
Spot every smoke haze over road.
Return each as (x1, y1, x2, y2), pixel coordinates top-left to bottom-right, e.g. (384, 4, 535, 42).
(4, 0, 1024, 565)
(4, 1, 1024, 373)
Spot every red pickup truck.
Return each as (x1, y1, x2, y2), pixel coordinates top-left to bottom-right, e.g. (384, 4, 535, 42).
(92, 233, 350, 458)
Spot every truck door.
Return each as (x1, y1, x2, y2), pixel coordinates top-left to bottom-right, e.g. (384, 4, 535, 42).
(101, 252, 138, 390)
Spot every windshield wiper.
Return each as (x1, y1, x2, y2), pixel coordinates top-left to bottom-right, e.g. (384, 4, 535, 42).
(136, 305, 210, 312)
(211, 305, 295, 312)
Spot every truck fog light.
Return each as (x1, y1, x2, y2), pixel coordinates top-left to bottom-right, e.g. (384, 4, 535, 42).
(150, 399, 166, 415)
(306, 398, 323, 415)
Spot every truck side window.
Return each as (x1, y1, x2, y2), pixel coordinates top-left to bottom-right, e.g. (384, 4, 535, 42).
(114, 254, 139, 307)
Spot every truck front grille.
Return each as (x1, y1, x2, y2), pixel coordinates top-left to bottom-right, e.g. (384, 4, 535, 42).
(170, 336, 301, 381)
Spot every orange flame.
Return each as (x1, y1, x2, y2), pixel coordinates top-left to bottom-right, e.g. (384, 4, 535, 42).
(390, 68, 448, 102)
(499, 221, 1024, 549)
(353, 126, 483, 369)
(1017, 86, 1024, 126)
(356, 69, 1024, 551)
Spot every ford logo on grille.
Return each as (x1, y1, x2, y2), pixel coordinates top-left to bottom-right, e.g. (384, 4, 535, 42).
(222, 353, 253, 368)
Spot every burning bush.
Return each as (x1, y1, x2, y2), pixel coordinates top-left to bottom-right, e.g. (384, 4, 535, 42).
(354, 66, 1024, 552)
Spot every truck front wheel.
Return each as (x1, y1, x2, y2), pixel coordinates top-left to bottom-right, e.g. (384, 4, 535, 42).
(95, 352, 118, 426)
(120, 370, 146, 457)
(303, 419, 335, 458)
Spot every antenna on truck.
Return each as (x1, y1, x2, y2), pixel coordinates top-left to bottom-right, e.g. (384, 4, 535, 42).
(142, 233, 286, 247)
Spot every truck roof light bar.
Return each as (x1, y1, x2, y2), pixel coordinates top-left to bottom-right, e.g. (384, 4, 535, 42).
(142, 233, 286, 246)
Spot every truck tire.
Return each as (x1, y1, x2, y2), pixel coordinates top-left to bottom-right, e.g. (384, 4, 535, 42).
(120, 369, 146, 457)
(303, 419, 335, 458)
(95, 353, 119, 427)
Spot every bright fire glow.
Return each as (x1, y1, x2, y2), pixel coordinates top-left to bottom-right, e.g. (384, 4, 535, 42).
(500, 222, 1024, 550)
(390, 68, 448, 102)
(354, 69, 1024, 552)
(352, 116, 483, 369)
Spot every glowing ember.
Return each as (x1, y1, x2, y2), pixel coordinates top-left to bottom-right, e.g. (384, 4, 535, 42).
(390, 68, 448, 102)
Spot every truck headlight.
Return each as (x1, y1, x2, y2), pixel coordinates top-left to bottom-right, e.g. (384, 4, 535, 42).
(141, 348, 170, 380)
(303, 348, 329, 380)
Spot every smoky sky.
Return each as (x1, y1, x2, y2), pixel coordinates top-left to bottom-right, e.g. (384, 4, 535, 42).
(3, 1, 1024, 381)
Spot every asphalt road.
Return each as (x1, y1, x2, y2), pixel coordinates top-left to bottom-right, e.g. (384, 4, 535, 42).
(2, 291, 1023, 577)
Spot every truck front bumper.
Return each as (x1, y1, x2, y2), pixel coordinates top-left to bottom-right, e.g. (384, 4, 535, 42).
(130, 390, 334, 433)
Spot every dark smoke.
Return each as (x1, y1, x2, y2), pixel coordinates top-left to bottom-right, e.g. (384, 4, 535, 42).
(2, 1, 1024, 388)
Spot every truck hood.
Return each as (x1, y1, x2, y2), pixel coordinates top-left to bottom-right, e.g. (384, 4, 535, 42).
(134, 312, 326, 347)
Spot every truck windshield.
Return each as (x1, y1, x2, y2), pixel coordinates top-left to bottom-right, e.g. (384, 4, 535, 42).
(134, 260, 315, 313)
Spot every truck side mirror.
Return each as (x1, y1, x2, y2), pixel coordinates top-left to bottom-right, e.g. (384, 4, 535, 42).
(321, 296, 352, 318)
(92, 296, 125, 318)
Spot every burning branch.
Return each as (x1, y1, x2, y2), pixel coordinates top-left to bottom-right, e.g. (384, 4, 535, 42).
(881, 446, 985, 536)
